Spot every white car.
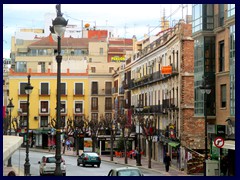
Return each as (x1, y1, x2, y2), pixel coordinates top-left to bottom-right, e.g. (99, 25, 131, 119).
(38, 155, 66, 176)
(107, 167, 144, 176)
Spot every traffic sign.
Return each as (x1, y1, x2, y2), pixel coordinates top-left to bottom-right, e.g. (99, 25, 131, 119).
(214, 137, 225, 148)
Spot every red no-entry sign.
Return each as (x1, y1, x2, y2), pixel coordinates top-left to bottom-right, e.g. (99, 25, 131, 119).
(214, 137, 225, 148)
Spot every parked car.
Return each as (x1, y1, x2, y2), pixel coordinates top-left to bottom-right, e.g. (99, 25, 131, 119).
(77, 152, 101, 167)
(38, 155, 66, 176)
(107, 167, 144, 176)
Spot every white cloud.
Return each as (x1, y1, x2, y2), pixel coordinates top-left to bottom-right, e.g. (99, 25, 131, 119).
(3, 4, 192, 52)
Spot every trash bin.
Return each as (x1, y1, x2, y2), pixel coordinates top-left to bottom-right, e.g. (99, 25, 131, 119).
(136, 153, 142, 166)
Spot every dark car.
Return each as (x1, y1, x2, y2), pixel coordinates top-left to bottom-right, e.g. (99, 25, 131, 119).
(77, 152, 101, 167)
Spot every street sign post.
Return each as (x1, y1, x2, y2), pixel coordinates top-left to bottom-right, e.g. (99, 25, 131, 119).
(214, 137, 224, 148)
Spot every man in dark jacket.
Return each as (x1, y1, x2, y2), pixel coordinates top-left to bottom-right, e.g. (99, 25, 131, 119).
(164, 152, 171, 172)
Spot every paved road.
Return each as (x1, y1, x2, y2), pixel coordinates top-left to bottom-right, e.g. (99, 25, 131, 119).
(11, 150, 163, 176)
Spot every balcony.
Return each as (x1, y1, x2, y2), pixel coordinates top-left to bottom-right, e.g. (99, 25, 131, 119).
(112, 87, 118, 94)
(39, 89, 50, 96)
(119, 86, 124, 94)
(162, 99, 170, 113)
(73, 89, 85, 97)
(74, 107, 84, 114)
(60, 108, 67, 115)
(39, 108, 50, 115)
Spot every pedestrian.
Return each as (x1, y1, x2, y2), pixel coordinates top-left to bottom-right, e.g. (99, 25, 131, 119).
(221, 156, 228, 176)
(8, 171, 16, 176)
(164, 152, 171, 172)
(66, 139, 71, 151)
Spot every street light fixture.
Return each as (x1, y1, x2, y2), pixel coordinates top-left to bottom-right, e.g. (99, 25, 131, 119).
(24, 74, 33, 176)
(199, 75, 211, 176)
(7, 98, 14, 167)
(50, 4, 68, 176)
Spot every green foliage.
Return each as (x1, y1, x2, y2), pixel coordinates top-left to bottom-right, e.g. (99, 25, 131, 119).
(116, 136, 132, 151)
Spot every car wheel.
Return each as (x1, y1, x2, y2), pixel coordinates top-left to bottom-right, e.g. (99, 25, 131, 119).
(97, 163, 100, 168)
(77, 162, 80, 166)
(83, 163, 86, 167)
(92, 164, 94, 167)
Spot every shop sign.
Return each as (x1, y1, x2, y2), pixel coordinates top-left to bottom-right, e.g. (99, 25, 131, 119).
(161, 66, 172, 74)
(111, 56, 125, 62)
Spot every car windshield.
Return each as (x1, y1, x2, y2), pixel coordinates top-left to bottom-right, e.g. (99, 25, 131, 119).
(86, 153, 98, 157)
(47, 157, 56, 163)
(117, 169, 141, 176)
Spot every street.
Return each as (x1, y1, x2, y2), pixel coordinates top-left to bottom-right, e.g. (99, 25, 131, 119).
(11, 149, 163, 176)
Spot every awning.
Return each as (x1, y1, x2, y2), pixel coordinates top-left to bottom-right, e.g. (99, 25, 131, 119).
(35, 128, 51, 134)
(168, 142, 180, 148)
(222, 140, 235, 150)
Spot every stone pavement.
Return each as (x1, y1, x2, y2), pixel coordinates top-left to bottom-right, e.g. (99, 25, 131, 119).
(26, 147, 190, 176)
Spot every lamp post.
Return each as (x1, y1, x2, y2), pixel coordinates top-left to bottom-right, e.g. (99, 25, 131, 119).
(24, 74, 33, 176)
(200, 75, 211, 176)
(136, 105, 143, 166)
(7, 98, 14, 167)
(50, 4, 68, 176)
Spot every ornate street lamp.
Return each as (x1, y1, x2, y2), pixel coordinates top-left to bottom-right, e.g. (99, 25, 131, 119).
(199, 75, 211, 176)
(24, 74, 33, 176)
(7, 98, 14, 167)
(50, 4, 68, 176)
(135, 105, 143, 166)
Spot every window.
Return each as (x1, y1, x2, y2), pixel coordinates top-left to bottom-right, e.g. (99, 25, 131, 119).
(105, 82, 112, 95)
(109, 67, 114, 73)
(60, 116, 66, 128)
(75, 101, 83, 113)
(20, 101, 27, 113)
(61, 101, 66, 113)
(38, 62, 46, 73)
(92, 82, 98, 95)
(100, 48, 103, 55)
(105, 113, 112, 119)
(18, 115, 27, 127)
(40, 101, 49, 113)
(61, 83, 66, 95)
(228, 4, 235, 17)
(221, 84, 226, 108)
(20, 82, 27, 95)
(91, 97, 98, 111)
(105, 97, 112, 111)
(41, 83, 49, 95)
(75, 83, 83, 95)
(219, 4, 224, 26)
(40, 116, 48, 127)
(91, 113, 98, 120)
(91, 67, 96, 73)
(219, 41, 225, 72)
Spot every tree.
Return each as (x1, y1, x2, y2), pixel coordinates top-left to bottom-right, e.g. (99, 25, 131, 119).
(62, 117, 75, 154)
(116, 114, 135, 164)
(138, 114, 156, 168)
(74, 116, 88, 155)
(100, 114, 116, 161)
(88, 118, 102, 152)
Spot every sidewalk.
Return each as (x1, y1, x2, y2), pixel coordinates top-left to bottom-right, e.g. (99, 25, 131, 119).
(26, 147, 189, 176)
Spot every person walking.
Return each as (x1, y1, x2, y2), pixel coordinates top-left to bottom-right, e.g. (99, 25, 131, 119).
(164, 152, 171, 172)
(66, 139, 71, 151)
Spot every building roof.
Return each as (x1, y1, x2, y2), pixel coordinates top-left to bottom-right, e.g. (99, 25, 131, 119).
(29, 35, 106, 48)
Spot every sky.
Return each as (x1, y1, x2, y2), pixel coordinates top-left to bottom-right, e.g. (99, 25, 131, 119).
(3, 4, 192, 58)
